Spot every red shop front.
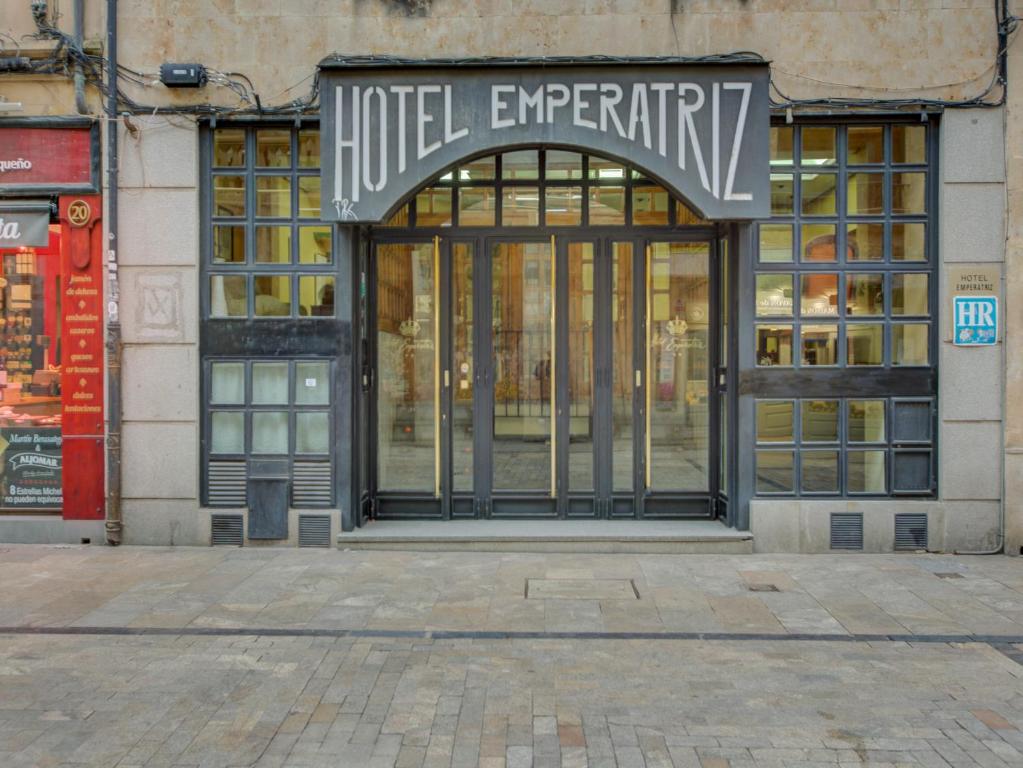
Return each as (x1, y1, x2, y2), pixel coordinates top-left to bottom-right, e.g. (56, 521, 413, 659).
(0, 120, 104, 524)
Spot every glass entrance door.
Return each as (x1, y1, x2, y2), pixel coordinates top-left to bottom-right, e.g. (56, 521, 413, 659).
(372, 235, 720, 519)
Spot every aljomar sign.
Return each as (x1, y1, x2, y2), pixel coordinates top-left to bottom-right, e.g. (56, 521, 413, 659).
(319, 60, 771, 223)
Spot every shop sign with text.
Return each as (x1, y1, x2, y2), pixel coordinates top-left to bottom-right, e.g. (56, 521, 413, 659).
(0, 125, 97, 193)
(0, 428, 62, 510)
(320, 63, 770, 223)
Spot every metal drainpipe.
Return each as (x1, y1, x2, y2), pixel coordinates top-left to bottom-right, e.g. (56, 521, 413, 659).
(72, 0, 86, 114)
(104, 0, 122, 545)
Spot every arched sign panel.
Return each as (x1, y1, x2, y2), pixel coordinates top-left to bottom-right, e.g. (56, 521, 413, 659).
(318, 59, 771, 223)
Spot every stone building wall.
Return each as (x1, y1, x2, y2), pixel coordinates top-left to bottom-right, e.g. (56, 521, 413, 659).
(1, 0, 1014, 549)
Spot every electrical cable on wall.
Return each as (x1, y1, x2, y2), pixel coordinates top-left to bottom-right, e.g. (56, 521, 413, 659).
(4, 0, 1020, 119)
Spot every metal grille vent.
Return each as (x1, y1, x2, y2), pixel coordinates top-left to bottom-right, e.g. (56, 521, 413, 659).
(211, 514, 243, 546)
(830, 513, 864, 551)
(298, 515, 331, 547)
(293, 462, 333, 507)
(894, 513, 928, 551)
(208, 461, 247, 506)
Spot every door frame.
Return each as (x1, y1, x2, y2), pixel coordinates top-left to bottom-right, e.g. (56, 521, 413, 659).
(367, 227, 732, 521)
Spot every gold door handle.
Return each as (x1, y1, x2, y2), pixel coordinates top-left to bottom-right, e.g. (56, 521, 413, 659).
(550, 234, 557, 498)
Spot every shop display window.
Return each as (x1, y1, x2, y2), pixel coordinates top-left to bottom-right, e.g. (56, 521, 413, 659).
(0, 226, 64, 512)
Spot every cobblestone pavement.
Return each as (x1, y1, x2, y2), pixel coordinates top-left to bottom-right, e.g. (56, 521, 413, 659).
(1, 547, 1023, 766)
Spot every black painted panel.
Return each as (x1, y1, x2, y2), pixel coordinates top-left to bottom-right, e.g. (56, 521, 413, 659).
(202, 319, 348, 357)
(739, 369, 936, 398)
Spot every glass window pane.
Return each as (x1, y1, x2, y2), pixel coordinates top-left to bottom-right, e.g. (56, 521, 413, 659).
(801, 173, 837, 215)
(756, 451, 794, 493)
(893, 125, 926, 164)
(611, 242, 633, 492)
(458, 155, 496, 180)
(893, 323, 929, 366)
(252, 411, 289, 454)
(458, 187, 495, 226)
(756, 274, 793, 317)
(210, 411, 244, 454)
(545, 186, 582, 226)
(296, 412, 330, 454)
(452, 243, 474, 492)
(892, 273, 928, 315)
(802, 450, 839, 493)
(801, 224, 837, 262)
(296, 362, 330, 405)
(756, 401, 793, 442)
(802, 400, 839, 442)
(255, 226, 291, 264)
(848, 400, 885, 442)
(502, 187, 539, 226)
(213, 175, 245, 217)
(254, 275, 291, 317)
(298, 176, 320, 219)
(298, 129, 319, 168)
(213, 128, 245, 167)
(213, 225, 245, 264)
(800, 325, 838, 366)
(847, 223, 883, 262)
(847, 172, 883, 214)
(416, 187, 453, 227)
(632, 185, 669, 225)
(801, 273, 838, 316)
(588, 157, 626, 180)
(759, 224, 793, 263)
(847, 324, 883, 365)
(801, 127, 836, 165)
(299, 275, 335, 317)
(848, 450, 886, 493)
(771, 174, 794, 214)
(567, 243, 595, 491)
(252, 362, 289, 404)
(256, 129, 291, 167)
(846, 273, 884, 316)
(210, 275, 247, 317)
(502, 150, 539, 179)
(676, 199, 707, 225)
(770, 126, 793, 165)
(211, 362, 245, 404)
(299, 226, 332, 264)
(376, 243, 437, 491)
(546, 150, 583, 179)
(648, 242, 710, 491)
(256, 176, 291, 218)
(589, 186, 625, 225)
(756, 325, 793, 366)
(847, 126, 884, 164)
(893, 223, 926, 261)
(892, 172, 926, 214)
(380, 204, 410, 228)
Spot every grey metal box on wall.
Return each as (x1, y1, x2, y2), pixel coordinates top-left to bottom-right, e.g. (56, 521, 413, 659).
(247, 459, 290, 540)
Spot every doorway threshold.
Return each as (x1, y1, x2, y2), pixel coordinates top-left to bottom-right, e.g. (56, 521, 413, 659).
(337, 519, 752, 554)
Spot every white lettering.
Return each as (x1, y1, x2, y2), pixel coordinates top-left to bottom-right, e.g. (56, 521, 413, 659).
(627, 83, 652, 150)
(334, 85, 360, 204)
(0, 158, 32, 173)
(390, 85, 413, 174)
(723, 82, 753, 201)
(492, 84, 516, 129)
(677, 84, 711, 194)
(362, 86, 387, 193)
(712, 82, 720, 198)
(598, 84, 627, 138)
(417, 85, 442, 159)
(0, 221, 21, 240)
(651, 83, 672, 157)
(545, 84, 570, 123)
(572, 83, 597, 129)
(443, 84, 469, 143)
(519, 85, 545, 125)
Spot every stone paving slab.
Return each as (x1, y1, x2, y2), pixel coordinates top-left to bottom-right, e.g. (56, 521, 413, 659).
(0, 546, 1022, 638)
(0, 547, 1021, 765)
